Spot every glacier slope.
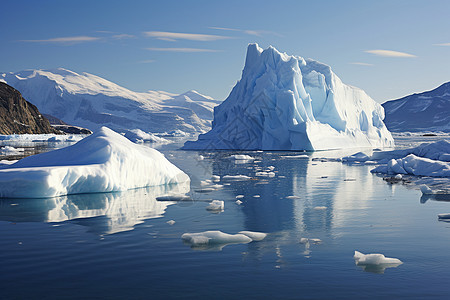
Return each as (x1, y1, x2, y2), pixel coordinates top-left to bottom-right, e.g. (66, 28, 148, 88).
(0, 69, 221, 134)
(184, 44, 394, 151)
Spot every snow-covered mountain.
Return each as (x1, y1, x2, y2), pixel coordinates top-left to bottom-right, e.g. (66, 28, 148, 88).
(184, 44, 393, 151)
(382, 82, 450, 132)
(0, 68, 221, 134)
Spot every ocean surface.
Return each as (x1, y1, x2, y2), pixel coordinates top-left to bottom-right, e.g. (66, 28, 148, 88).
(1, 134, 449, 299)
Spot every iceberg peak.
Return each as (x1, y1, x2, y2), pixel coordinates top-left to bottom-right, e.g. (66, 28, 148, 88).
(184, 44, 394, 150)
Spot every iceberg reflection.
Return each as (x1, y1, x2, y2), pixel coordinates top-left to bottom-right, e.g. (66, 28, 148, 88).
(0, 182, 190, 234)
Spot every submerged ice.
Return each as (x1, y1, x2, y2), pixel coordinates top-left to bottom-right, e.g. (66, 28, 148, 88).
(184, 43, 394, 150)
(0, 127, 189, 198)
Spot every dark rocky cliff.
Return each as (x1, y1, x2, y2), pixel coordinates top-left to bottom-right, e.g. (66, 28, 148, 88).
(0, 82, 60, 134)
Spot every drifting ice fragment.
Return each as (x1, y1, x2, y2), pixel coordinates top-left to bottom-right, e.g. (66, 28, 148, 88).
(223, 175, 252, 181)
(238, 231, 267, 241)
(181, 231, 252, 246)
(354, 251, 402, 265)
(206, 200, 224, 211)
(166, 220, 176, 225)
(420, 185, 433, 195)
(235, 200, 243, 205)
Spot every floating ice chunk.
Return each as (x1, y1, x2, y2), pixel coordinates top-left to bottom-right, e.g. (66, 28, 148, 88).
(222, 175, 252, 181)
(238, 231, 267, 241)
(299, 238, 309, 244)
(354, 251, 402, 265)
(286, 195, 301, 199)
(281, 155, 309, 159)
(253, 195, 260, 198)
(342, 152, 370, 163)
(0, 146, 25, 155)
(266, 166, 275, 171)
(394, 174, 403, 180)
(206, 200, 224, 211)
(211, 175, 220, 182)
(156, 194, 191, 201)
(313, 206, 327, 210)
(0, 127, 189, 198)
(228, 154, 255, 160)
(200, 180, 212, 186)
(236, 195, 245, 199)
(438, 213, 450, 219)
(166, 220, 176, 225)
(197, 155, 204, 160)
(124, 129, 168, 143)
(421, 184, 434, 195)
(255, 171, 275, 177)
(181, 231, 252, 245)
(235, 200, 243, 205)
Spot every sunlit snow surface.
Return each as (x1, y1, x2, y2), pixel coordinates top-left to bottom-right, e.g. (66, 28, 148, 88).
(0, 127, 189, 198)
(185, 44, 394, 150)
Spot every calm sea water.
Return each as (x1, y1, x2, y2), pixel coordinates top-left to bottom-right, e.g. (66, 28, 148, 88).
(1, 136, 450, 299)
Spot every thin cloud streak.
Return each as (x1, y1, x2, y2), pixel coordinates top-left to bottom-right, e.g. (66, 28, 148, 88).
(350, 62, 374, 66)
(434, 43, 450, 46)
(143, 31, 230, 41)
(365, 49, 416, 58)
(112, 34, 135, 39)
(209, 26, 282, 37)
(20, 36, 101, 44)
(146, 47, 220, 53)
(138, 59, 156, 64)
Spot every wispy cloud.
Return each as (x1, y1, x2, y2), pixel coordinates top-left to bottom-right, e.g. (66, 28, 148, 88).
(112, 34, 135, 39)
(365, 49, 416, 58)
(350, 62, 374, 66)
(146, 47, 220, 53)
(143, 31, 230, 42)
(434, 43, 450, 46)
(20, 36, 101, 44)
(209, 26, 282, 37)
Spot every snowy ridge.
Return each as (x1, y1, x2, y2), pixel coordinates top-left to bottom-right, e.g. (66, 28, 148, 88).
(382, 82, 450, 132)
(184, 44, 393, 150)
(1, 68, 221, 134)
(0, 127, 190, 198)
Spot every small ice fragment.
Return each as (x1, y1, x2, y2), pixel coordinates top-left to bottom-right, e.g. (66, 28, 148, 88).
(267, 166, 275, 171)
(286, 195, 300, 199)
(309, 238, 322, 244)
(253, 195, 260, 198)
(281, 154, 309, 159)
(238, 231, 267, 241)
(235, 200, 243, 205)
(354, 251, 402, 265)
(206, 200, 224, 211)
(420, 185, 433, 195)
(198, 155, 204, 160)
(299, 238, 309, 244)
(255, 171, 275, 177)
(229, 154, 255, 160)
(167, 220, 176, 225)
(438, 213, 450, 219)
(200, 180, 212, 186)
(394, 174, 403, 180)
(313, 206, 327, 210)
(236, 195, 244, 199)
(211, 175, 221, 182)
(223, 175, 251, 181)
(181, 231, 252, 245)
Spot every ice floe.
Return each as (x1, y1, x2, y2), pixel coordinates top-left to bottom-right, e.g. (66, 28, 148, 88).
(0, 127, 189, 198)
(206, 200, 224, 211)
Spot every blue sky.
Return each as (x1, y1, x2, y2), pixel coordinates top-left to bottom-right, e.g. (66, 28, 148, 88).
(1, 0, 449, 103)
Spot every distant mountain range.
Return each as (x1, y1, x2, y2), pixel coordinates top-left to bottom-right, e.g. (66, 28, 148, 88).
(0, 68, 221, 134)
(382, 82, 450, 132)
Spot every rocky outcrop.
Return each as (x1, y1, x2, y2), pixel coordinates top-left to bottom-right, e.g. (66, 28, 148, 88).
(0, 82, 60, 134)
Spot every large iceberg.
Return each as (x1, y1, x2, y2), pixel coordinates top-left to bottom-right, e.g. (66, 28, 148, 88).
(184, 44, 394, 150)
(0, 127, 189, 198)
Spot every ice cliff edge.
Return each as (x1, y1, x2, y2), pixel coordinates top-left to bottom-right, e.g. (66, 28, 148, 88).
(183, 43, 394, 150)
